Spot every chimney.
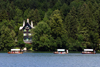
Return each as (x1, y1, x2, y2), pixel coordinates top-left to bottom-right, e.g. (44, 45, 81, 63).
(27, 18, 29, 23)
(23, 20, 25, 26)
(31, 21, 33, 28)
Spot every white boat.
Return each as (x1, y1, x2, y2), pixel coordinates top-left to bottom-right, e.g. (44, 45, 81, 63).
(54, 49, 68, 54)
(82, 49, 96, 54)
(8, 49, 23, 54)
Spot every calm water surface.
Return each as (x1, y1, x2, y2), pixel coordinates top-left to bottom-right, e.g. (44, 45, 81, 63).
(0, 53, 100, 67)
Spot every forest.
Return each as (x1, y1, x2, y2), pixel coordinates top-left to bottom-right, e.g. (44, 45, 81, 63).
(0, 0, 100, 52)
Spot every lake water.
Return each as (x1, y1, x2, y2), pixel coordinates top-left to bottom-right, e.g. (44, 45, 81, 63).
(0, 53, 100, 67)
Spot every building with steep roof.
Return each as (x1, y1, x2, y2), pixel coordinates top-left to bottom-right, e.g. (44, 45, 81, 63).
(19, 19, 35, 44)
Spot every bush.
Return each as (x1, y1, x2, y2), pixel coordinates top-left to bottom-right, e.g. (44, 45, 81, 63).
(25, 44, 32, 50)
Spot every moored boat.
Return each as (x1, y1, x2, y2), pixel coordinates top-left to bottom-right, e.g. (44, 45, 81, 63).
(82, 49, 96, 54)
(8, 49, 23, 54)
(54, 49, 68, 54)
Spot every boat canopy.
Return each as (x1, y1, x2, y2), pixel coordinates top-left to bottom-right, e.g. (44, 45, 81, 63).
(84, 49, 93, 51)
(11, 49, 20, 51)
(57, 49, 65, 52)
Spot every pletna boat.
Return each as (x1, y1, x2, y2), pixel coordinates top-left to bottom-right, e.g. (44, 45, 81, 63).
(8, 49, 23, 54)
(54, 49, 68, 54)
(82, 49, 96, 54)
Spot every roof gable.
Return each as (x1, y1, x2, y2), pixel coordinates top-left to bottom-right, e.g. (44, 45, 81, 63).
(23, 23, 32, 30)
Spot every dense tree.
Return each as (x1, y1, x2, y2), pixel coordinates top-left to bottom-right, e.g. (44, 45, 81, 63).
(17, 40, 25, 49)
(6, 1, 15, 20)
(32, 21, 52, 51)
(70, 0, 83, 9)
(0, 25, 16, 51)
(33, 9, 41, 26)
(0, 10, 9, 22)
(17, 30, 23, 41)
(60, 3, 69, 18)
(13, 7, 23, 24)
(43, 9, 53, 22)
(93, 6, 100, 37)
(0, 0, 6, 9)
(17, 30, 25, 49)
(25, 44, 32, 50)
(49, 10, 67, 48)
(27, 9, 41, 26)
(24, 8, 30, 20)
(65, 7, 78, 39)
(53, 0, 62, 10)
(78, 3, 98, 48)
(27, 9, 34, 21)
(49, 10, 66, 38)
(0, 0, 100, 51)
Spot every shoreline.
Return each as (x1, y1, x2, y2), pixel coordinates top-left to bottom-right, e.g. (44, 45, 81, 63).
(0, 51, 100, 53)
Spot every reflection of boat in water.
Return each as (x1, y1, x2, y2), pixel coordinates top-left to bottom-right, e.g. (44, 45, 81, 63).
(82, 49, 96, 54)
(54, 49, 68, 54)
(8, 49, 23, 54)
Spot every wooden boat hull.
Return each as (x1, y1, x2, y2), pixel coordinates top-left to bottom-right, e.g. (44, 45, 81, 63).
(54, 52, 68, 54)
(8, 52, 23, 54)
(82, 52, 96, 54)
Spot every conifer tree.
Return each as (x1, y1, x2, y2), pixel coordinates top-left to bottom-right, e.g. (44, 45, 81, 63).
(65, 7, 78, 39)
(33, 9, 41, 26)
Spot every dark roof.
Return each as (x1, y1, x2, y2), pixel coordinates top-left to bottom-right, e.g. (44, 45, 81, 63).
(23, 23, 32, 30)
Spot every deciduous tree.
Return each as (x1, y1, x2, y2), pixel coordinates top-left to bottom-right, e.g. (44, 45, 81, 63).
(0, 25, 16, 51)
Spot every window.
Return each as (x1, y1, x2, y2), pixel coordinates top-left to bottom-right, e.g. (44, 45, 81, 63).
(24, 29, 26, 32)
(29, 29, 31, 32)
(28, 33, 31, 36)
(23, 33, 26, 36)
(25, 26, 29, 29)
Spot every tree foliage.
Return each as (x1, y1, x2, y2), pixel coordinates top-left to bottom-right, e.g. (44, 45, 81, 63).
(0, 25, 16, 51)
(0, 0, 100, 51)
(32, 21, 52, 51)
